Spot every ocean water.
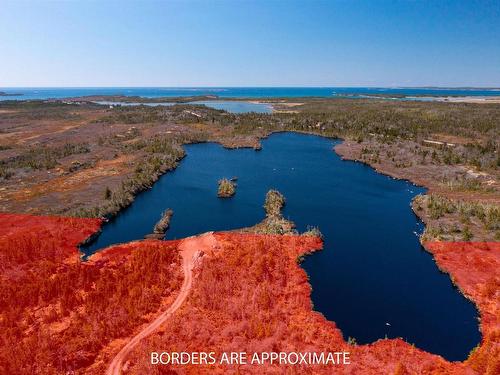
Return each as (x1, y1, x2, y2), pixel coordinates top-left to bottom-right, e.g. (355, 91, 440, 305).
(82, 132, 480, 361)
(1, 87, 499, 101)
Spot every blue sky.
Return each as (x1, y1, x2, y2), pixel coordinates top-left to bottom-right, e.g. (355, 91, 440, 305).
(1, 0, 499, 87)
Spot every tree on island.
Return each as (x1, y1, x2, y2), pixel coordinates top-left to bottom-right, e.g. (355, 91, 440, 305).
(145, 209, 174, 239)
(264, 189, 285, 217)
(217, 178, 236, 198)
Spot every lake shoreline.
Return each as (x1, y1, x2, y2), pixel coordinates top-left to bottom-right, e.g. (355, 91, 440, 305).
(1, 212, 497, 373)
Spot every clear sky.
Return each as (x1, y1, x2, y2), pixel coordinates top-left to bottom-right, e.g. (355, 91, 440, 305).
(1, 0, 499, 87)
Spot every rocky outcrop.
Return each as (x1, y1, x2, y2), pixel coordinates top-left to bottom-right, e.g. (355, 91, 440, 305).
(144, 209, 173, 239)
(217, 178, 236, 198)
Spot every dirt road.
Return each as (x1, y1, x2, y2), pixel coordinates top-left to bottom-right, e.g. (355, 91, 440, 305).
(106, 232, 217, 375)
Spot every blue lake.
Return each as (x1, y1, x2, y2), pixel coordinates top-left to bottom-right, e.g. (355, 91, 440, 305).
(82, 132, 480, 361)
(190, 100, 272, 113)
(93, 100, 272, 114)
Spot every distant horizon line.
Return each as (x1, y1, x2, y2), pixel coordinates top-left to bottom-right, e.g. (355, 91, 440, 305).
(2, 86, 500, 90)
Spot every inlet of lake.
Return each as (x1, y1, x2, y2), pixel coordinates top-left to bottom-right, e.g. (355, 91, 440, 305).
(82, 132, 480, 361)
(94, 100, 273, 114)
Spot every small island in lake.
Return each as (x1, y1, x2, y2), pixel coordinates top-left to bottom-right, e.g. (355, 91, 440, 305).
(145, 208, 174, 239)
(217, 178, 236, 198)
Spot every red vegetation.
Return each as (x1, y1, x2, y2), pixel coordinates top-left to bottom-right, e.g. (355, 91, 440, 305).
(425, 242, 500, 375)
(125, 236, 499, 375)
(0, 214, 183, 374)
(0, 214, 498, 374)
(0, 213, 101, 265)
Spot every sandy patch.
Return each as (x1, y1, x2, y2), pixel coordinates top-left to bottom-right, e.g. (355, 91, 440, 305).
(11, 155, 134, 201)
(436, 96, 500, 103)
(431, 133, 479, 145)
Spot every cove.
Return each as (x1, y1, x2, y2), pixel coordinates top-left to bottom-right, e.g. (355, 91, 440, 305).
(94, 100, 272, 114)
(189, 100, 272, 113)
(82, 132, 480, 361)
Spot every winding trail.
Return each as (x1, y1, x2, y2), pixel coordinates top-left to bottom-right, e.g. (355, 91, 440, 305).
(106, 232, 217, 375)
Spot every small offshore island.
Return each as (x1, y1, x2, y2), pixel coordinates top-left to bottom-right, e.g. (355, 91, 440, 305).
(0, 91, 23, 97)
